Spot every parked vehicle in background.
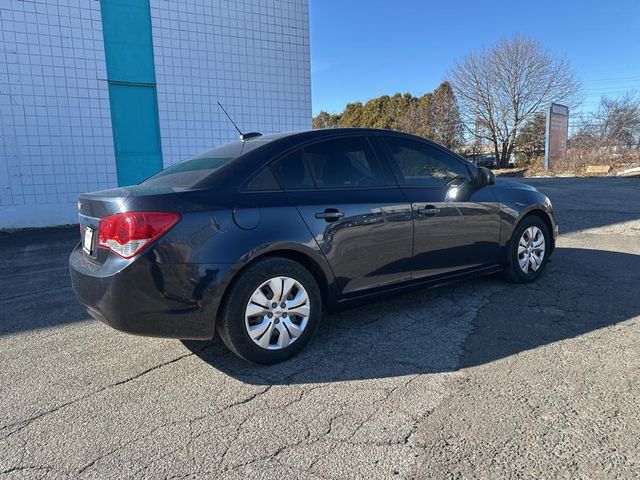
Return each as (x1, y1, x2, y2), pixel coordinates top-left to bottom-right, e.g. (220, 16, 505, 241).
(69, 128, 558, 364)
(478, 155, 498, 168)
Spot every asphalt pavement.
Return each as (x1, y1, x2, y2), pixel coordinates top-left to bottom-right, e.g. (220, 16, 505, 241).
(1, 177, 639, 479)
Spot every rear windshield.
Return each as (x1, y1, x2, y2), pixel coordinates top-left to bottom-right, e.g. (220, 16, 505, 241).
(142, 139, 269, 188)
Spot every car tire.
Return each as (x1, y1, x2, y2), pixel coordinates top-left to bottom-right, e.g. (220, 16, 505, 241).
(503, 215, 550, 283)
(217, 257, 322, 364)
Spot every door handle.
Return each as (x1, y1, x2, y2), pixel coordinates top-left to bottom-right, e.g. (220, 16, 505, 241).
(315, 208, 344, 221)
(417, 205, 440, 216)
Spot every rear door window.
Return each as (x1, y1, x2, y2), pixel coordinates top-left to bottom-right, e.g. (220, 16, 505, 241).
(271, 136, 388, 190)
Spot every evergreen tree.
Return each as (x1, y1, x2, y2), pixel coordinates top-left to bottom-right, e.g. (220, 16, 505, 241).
(516, 113, 547, 158)
(312, 111, 341, 129)
(311, 82, 464, 151)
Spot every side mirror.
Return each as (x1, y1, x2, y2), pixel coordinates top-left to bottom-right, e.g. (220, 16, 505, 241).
(477, 166, 495, 186)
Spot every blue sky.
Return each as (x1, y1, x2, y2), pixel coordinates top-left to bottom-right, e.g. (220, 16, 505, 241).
(309, 0, 640, 116)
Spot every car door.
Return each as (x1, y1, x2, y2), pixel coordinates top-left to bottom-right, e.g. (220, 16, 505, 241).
(375, 135, 501, 279)
(270, 135, 413, 295)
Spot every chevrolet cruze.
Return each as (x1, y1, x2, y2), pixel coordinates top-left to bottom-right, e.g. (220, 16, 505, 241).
(70, 128, 558, 364)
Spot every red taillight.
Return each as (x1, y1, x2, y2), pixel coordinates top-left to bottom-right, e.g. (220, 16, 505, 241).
(97, 212, 180, 259)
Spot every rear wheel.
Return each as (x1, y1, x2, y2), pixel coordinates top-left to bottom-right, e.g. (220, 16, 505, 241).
(503, 215, 550, 283)
(217, 257, 322, 364)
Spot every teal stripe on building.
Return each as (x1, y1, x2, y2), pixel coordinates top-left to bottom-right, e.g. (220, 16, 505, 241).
(100, 0, 163, 186)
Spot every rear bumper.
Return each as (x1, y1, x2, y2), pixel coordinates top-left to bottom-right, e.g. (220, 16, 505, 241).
(69, 244, 232, 340)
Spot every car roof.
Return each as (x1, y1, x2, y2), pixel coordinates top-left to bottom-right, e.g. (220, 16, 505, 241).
(185, 128, 398, 164)
(195, 127, 418, 152)
(193, 128, 473, 190)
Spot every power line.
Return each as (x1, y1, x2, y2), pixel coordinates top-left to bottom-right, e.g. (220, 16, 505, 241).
(581, 75, 640, 84)
(582, 88, 640, 94)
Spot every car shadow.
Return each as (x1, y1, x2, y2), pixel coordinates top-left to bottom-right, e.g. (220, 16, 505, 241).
(184, 246, 640, 384)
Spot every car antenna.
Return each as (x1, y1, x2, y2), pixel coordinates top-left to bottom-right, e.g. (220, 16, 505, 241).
(217, 101, 262, 141)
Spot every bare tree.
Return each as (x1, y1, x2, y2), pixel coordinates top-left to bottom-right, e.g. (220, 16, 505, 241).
(590, 94, 640, 148)
(449, 36, 581, 167)
(570, 93, 640, 162)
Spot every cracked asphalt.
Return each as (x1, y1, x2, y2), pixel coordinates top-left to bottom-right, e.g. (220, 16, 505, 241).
(1, 177, 639, 479)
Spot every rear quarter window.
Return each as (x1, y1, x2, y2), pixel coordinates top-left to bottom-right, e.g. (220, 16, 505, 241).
(244, 167, 281, 191)
(270, 149, 316, 190)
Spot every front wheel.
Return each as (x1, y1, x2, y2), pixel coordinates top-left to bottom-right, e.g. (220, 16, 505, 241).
(217, 257, 322, 364)
(503, 215, 550, 283)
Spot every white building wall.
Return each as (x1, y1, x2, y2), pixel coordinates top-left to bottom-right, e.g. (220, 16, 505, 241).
(150, 0, 312, 167)
(0, 0, 116, 228)
(0, 0, 312, 229)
